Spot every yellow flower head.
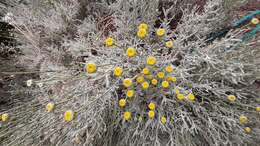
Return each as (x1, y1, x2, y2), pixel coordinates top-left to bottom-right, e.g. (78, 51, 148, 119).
(165, 65, 173, 73)
(86, 63, 97, 73)
(161, 116, 167, 125)
(114, 67, 123, 77)
(123, 111, 131, 121)
(227, 95, 236, 102)
(148, 102, 156, 110)
(151, 79, 158, 85)
(136, 76, 144, 84)
(138, 23, 148, 30)
(126, 90, 135, 98)
(174, 88, 180, 94)
(167, 76, 176, 82)
(239, 115, 248, 124)
(165, 41, 173, 48)
(244, 127, 252, 134)
(161, 81, 169, 88)
(142, 81, 149, 90)
(187, 93, 195, 101)
(119, 99, 126, 108)
(156, 28, 166, 37)
(64, 110, 74, 122)
(105, 37, 114, 46)
(177, 94, 185, 101)
(157, 72, 165, 79)
(126, 47, 136, 57)
(46, 102, 55, 112)
(123, 78, 132, 88)
(251, 18, 259, 25)
(1, 113, 9, 122)
(256, 106, 260, 112)
(146, 56, 156, 65)
(137, 28, 147, 39)
(148, 110, 155, 119)
(142, 67, 150, 75)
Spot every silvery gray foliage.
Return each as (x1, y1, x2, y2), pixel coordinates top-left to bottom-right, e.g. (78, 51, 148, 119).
(0, 0, 260, 146)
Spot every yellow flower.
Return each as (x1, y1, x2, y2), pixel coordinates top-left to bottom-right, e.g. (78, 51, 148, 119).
(136, 76, 144, 84)
(64, 110, 74, 122)
(156, 28, 166, 37)
(251, 18, 259, 25)
(146, 56, 156, 65)
(114, 67, 123, 77)
(177, 94, 185, 101)
(123, 78, 132, 88)
(161, 81, 169, 88)
(165, 41, 173, 48)
(119, 99, 126, 108)
(256, 106, 260, 112)
(142, 81, 149, 90)
(239, 115, 248, 124)
(105, 37, 114, 46)
(244, 127, 252, 134)
(157, 72, 165, 79)
(171, 77, 177, 82)
(86, 63, 97, 73)
(126, 47, 136, 57)
(148, 102, 156, 110)
(137, 28, 147, 39)
(126, 90, 135, 98)
(138, 23, 148, 30)
(165, 65, 173, 73)
(187, 93, 195, 101)
(1, 113, 9, 122)
(123, 111, 131, 121)
(46, 102, 55, 112)
(148, 110, 155, 119)
(142, 67, 150, 75)
(227, 95, 236, 102)
(161, 116, 167, 125)
(151, 79, 158, 85)
(174, 88, 180, 94)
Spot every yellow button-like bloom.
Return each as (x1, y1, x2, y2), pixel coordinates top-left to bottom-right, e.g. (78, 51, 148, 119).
(114, 67, 123, 77)
(174, 88, 180, 94)
(227, 95, 236, 102)
(142, 81, 149, 90)
(64, 110, 74, 122)
(239, 115, 248, 124)
(1, 113, 9, 122)
(256, 106, 260, 112)
(126, 47, 136, 57)
(251, 18, 259, 25)
(124, 111, 131, 121)
(148, 102, 156, 110)
(119, 99, 126, 108)
(137, 28, 147, 39)
(46, 102, 55, 112)
(148, 110, 155, 119)
(157, 72, 165, 79)
(161, 116, 167, 125)
(187, 93, 195, 101)
(165, 41, 173, 48)
(171, 77, 177, 82)
(105, 37, 114, 46)
(126, 90, 135, 98)
(138, 23, 148, 30)
(151, 79, 158, 85)
(156, 28, 166, 37)
(167, 77, 176, 82)
(244, 127, 252, 134)
(86, 63, 97, 73)
(177, 94, 185, 101)
(165, 65, 173, 73)
(161, 81, 169, 88)
(146, 56, 156, 65)
(123, 78, 132, 88)
(142, 67, 150, 75)
(136, 76, 144, 84)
